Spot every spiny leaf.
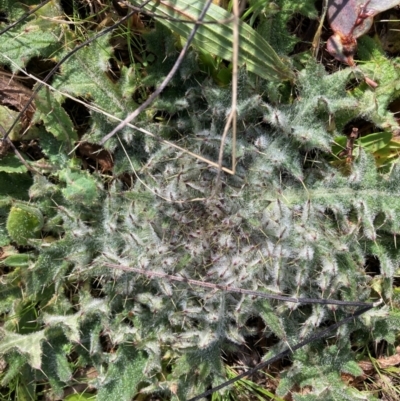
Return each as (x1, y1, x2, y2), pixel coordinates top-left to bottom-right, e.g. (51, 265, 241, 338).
(35, 87, 78, 143)
(52, 32, 138, 141)
(2, 253, 32, 267)
(0, 0, 63, 70)
(42, 314, 81, 344)
(59, 169, 101, 205)
(0, 329, 46, 370)
(96, 346, 147, 401)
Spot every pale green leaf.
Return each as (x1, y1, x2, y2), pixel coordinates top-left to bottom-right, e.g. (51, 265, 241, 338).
(0, 172, 32, 200)
(0, 352, 27, 386)
(258, 300, 287, 340)
(42, 314, 81, 343)
(0, 328, 45, 369)
(134, 0, 294, 82)
(35, 87, 78, 143)
(360, 132, 392, 152)
(96, 346, 147, 401)
(0, 105, 22, 139)
(2, 253, 32, 267)
(0, 0, 64, 70)
(0, 154, 28, 174)
(59, 169, 101, 205)
(52, 33, 138, 140)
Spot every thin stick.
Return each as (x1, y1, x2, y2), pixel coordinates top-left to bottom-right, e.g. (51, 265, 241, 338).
(104, 262, 376, 308)
(214, 0, 239, 191)
(187, 304, 376, 401)
(0, 125, 42, 175)
(104, 261, 380, 400)
(2, 54, 235, 175)
(100, 0, 215, 145)
(0, 0, 52, 36)
(312, 0, 328, 58)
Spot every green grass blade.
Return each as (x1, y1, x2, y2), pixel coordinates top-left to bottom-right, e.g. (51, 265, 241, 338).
(134, 0, 295, 82)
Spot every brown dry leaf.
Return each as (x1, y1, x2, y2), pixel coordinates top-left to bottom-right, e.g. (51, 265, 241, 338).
(376, 347, 400, 369)
(169, 382, 178, 395)
(326, 0, 400, 67)
(130, 12, 145, 30)
(358, 359, 374, 374)
(357, 347, 400, 375)
(341, 372, 358, 384)
(0, 70, 35, 131)
(0, 358, 7, 374)
(0, 245, 17, 261)
(77, 142, 114, 172)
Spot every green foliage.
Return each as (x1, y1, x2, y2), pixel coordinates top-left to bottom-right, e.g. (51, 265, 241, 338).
(59, 169, 101, 205)
(135, 0, 295, 82)
(0, 329, 46, 370)
(0, 106, 22, 140)
(256, 0, 318, 55)
(220, 365, 286, 401)
(0, 0, 63, 70)
(351, 36, 400, 131)
(2, 253, 32, 267)
(96, 346, 147, 401)
(0, 172, 32, 200)
(0, 1, 400, 400)
(35, 87, 78, 143)
(6, 203, 44, 245)
(277, 344, 374, 400)
(51, 32, 139, 143)
(65, 394, 96, 401)
(332, 131, 400, 172)
(0, 154, 28, 174)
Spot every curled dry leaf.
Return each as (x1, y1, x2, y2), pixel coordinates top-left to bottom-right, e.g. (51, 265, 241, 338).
(327, 0, 400, 65)
(0, 70, 35, 136)
(375, 346, 400, 369)
(340, 347, 400, 387)
(77, 142, 114, 173)
(357, 347, 400, 374)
